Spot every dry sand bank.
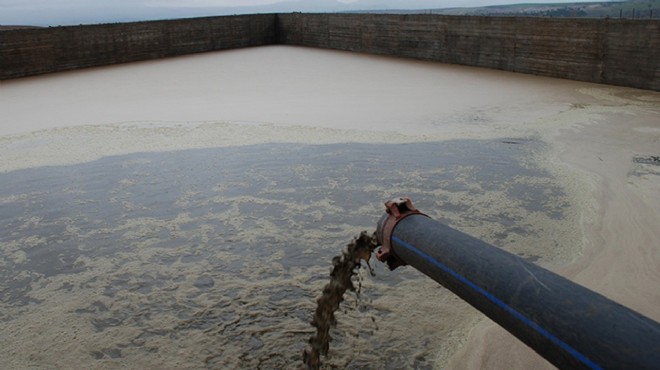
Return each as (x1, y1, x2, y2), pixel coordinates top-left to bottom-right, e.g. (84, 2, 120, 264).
(1, 46, 659, 369)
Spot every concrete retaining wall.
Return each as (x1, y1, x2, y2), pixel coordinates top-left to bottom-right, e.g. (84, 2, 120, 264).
(277, 14, 660, 91)
(0, 14, 275, 79)
(1, 13, 658, 91)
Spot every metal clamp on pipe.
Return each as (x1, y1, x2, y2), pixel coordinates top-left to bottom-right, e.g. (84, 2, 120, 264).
(375, 197, 427, 270)
(375, 197, 660, 370)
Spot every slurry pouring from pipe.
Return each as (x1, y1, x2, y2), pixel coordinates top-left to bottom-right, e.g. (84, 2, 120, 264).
(303, 232, 378, 370)
(374, 197, 660, 370)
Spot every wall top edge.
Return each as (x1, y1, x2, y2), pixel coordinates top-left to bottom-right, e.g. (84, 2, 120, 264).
(3, 13, 658, 34)
(0, 13, 277, 33)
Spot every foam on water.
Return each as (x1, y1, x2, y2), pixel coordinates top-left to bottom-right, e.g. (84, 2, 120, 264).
(0, 139, 579, 369)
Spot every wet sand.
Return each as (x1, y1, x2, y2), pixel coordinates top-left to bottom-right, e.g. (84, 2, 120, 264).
(1, 45, 659, 369)
(447, 89, 660, 369)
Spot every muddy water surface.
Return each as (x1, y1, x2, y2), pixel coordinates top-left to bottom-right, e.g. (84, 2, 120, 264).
(0, 139, 575, 369)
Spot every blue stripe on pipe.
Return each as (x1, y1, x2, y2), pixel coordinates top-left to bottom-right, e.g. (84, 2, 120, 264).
(392, 235, 603, 370)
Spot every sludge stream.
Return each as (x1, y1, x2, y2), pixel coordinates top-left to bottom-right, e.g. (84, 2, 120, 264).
(0, 139, 577, 369)
(303, 231, 377, 369)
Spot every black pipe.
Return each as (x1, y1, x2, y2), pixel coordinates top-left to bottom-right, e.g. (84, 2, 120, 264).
(377, 212, 660, 369)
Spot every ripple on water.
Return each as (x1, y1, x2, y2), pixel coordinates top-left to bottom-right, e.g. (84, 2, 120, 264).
(0, 139, 576, 369)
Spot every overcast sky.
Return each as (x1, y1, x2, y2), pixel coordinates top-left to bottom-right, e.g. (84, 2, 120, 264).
(1, 0, 605, 26)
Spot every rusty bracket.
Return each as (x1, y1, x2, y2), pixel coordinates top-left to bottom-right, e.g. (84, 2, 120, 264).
(376, 197, 426, 270)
